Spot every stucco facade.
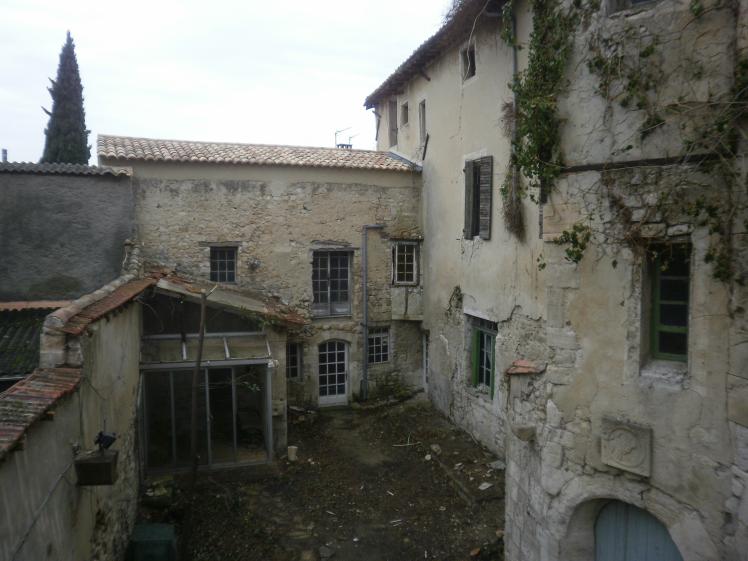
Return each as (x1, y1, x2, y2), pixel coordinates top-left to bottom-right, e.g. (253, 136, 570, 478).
(97, 157, 424, 408)
(368, 0, 748, 559)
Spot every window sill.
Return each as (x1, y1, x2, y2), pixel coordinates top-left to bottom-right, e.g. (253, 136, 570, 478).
(640, 358, 687, 384)
(312, 314, 352, 320)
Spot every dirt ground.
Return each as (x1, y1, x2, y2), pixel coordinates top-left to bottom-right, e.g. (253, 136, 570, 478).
(144, 396, 505, 561)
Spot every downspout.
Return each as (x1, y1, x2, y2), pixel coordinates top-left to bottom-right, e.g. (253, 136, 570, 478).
(361, 224, 384, 401)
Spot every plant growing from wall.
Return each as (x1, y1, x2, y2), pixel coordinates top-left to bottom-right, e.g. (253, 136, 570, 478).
(41, 31, 91, 165)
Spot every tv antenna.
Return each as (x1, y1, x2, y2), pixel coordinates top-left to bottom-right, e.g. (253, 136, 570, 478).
(335, 127, 352, 149)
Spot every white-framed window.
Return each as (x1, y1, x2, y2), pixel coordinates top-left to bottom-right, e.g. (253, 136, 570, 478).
(318, 340, 347, 398)
(392, 242, 419, 285)
(210, 246, 237, 283)
(367, 327, 390, 364)
(286, 342, 303, 378)
(312, 251, 351, 317)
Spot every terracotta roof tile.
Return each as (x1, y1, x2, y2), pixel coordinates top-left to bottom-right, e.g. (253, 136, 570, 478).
(98, 135, 419, 172)
(0, 162, 131, 177)
(0, 367, 81, 460)
(59, 277, 157, 336)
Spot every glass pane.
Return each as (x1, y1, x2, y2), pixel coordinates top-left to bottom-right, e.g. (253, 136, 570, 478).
(659, 331, 687, 356)
(145, 372, 173, 469)
(235, 366, 265, 463)
(209, 369, 235, 464)
(660, 279, 688, 302)
(660, 304, 688, 327)
(173, 370, 209, 467)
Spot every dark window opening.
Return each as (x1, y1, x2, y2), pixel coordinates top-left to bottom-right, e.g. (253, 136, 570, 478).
(461, 45, 476, 80)
(467, 315, 496, 396)
(401, 102, 409, 125)
(388, 99, 398, 147)
(286, 342, 302, 378)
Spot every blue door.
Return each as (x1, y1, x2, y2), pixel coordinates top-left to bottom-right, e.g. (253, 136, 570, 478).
(595, 501, 684, 561)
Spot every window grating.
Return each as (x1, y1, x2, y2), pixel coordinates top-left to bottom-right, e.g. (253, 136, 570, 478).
(286, 342, 302, 378)
(318, 341, 346, 397)
(210, 247, 237, 282)
(312, 251, 351, 316)
(393, 243, 418, 285)
(651, 245, 690, 361)
(367, 327, 390, 364)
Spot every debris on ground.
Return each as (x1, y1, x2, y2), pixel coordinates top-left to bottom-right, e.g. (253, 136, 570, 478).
(141, 398, 505, 560)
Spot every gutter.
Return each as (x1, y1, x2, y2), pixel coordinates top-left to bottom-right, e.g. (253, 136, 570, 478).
(360, 224, 384, 401)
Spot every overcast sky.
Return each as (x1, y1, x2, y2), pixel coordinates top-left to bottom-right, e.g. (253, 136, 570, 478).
(0, 0, 451, 164)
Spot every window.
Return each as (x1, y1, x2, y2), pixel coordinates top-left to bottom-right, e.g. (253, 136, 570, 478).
(392, 242, 418, 285)
(463, 156, 493, 240)
(418, 100, 427, 144)
(312, 251, 351, 316)
(401, 102, 409, 126)
(468, 316, 496, 396)
(461, 45, 476, 80)
(286, 342, 302, 378)
(210, 246, 237, 282)
(318, 340, 347, 401)
(388, 99, 398, 147)
(367, 327, 390, 364)
(650, 245, 690, 361)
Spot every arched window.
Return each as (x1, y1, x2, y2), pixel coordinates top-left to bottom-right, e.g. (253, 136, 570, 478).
(595, 501, 683, 561)
(318, 341, 348, 406)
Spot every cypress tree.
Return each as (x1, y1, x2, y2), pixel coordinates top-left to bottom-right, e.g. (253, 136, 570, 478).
(41, 31, 91, 164)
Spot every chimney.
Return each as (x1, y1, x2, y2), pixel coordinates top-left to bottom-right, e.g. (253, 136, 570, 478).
(1, 149, 7, 163)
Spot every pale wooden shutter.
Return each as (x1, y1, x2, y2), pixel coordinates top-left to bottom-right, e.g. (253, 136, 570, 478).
(477, 156, 493, 240)
(464, 160, 475, 238)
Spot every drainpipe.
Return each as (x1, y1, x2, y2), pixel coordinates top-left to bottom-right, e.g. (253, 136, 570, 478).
(361, 224, 384, 401)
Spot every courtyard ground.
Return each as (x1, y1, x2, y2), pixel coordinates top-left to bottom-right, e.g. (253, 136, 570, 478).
(144, 396, 505, 561)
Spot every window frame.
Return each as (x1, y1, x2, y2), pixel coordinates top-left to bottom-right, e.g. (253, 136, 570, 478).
(312, 250, 352, 317)
(209, 246, 238, 283)
(468, 316, 497, 397)
(367, 326, 390, 364)
(650, 246, 690, 362)
(401, 102, 409, 126)
(286, 341, 303, 378)
(392, 241, 419, 286)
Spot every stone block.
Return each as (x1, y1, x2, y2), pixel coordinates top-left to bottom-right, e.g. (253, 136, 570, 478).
(546, 399, 562, 427)
(736, 424, 748, 472)
(546, 328, 579, 350)
(728, 375, 748, 427)
(542, 441, 564, 468)
(546, 264, 580, 289)
(601, 416, 652, 477)
(639, 223, 666, 238)
(667, 223, 691, 237)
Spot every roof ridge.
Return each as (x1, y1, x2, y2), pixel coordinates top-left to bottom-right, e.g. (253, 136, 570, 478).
(98, 134, 390, 155)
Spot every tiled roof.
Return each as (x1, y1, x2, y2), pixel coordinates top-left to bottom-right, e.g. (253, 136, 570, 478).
(58, 277, 158, 336)
(97, 135, 418, 172)
(0, 310, 48, 380)
(364, 0, 497, 108)
(0, 367, 81, 461)
(0, 162, 132, 177)
(0, 301, 70, 312)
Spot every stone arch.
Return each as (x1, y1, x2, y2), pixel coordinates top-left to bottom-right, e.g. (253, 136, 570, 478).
(542, 474, 718, 561)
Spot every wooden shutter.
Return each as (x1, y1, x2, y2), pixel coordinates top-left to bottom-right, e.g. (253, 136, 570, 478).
(464, 160, 475, 238)
(477, 156, 493, 240)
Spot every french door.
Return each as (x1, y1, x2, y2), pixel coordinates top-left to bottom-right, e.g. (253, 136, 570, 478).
(318, 341, 348, 406)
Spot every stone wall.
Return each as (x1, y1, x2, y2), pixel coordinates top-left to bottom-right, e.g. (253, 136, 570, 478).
(0, 303, 141, 561)
(0, 171, 134, 301)
(99, 160, 424, 405)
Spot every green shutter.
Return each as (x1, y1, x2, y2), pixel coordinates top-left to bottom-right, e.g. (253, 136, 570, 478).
(471, 328, 480, 386)
(489, 333, 495, 398)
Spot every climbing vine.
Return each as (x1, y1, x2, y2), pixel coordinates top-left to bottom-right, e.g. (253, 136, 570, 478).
(498, 0, 746, 283)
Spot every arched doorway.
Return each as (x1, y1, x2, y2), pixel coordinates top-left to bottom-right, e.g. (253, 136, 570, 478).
(595, 501, 683, 561)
